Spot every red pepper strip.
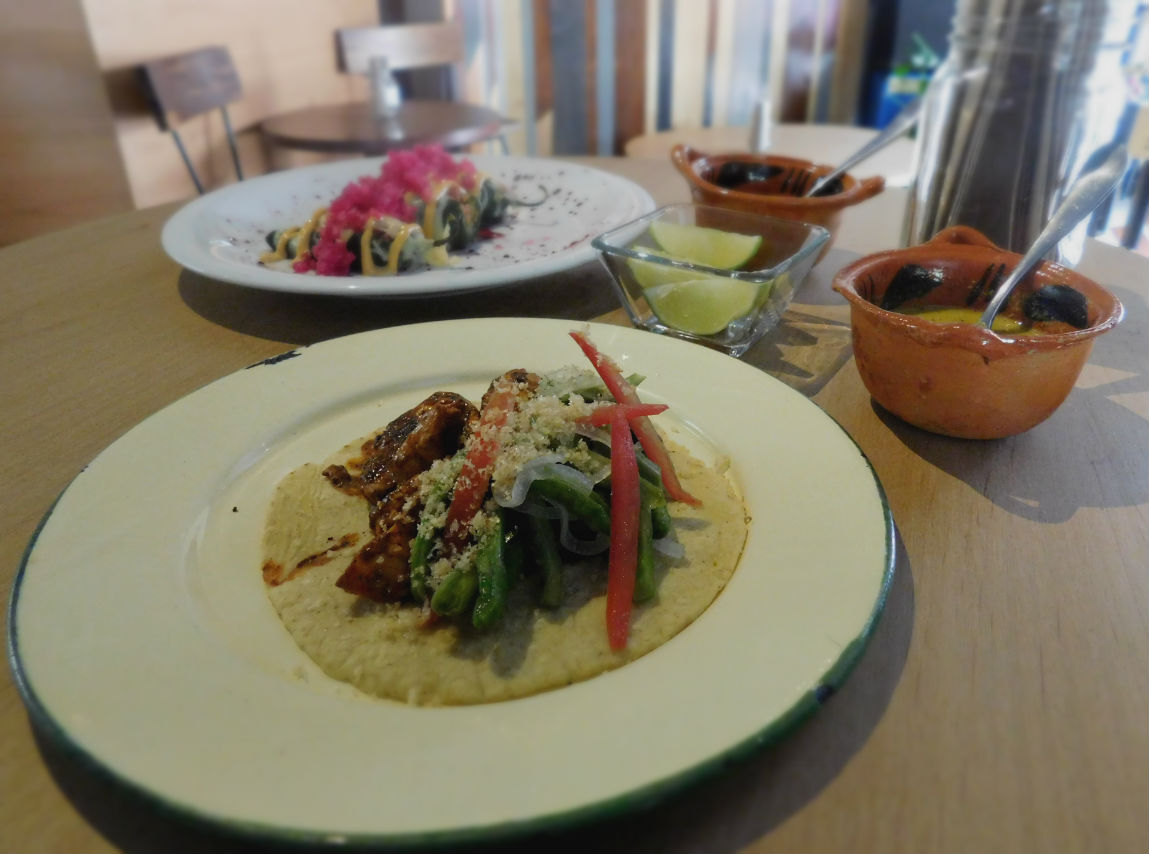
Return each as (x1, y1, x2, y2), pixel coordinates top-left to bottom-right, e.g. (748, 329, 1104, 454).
(569, 331, 700, 506)
(604, 407, 642, 651)
(580, 402, 668, 426)
(441, 379, 519, 557)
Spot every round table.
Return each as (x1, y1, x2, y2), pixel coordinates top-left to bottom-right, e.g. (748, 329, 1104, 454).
(260, 100, 510, 155)
(1, 156, 1146, 853)
(624, 122, 918, 187)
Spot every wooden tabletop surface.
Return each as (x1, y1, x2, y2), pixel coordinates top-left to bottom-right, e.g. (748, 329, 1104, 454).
(260, 100, 510, 155)
(1, 156, 1146, 853)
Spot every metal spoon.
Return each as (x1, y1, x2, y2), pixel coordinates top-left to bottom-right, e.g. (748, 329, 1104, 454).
(804, 97, 922, 197)
(978, 143, 1128, 329)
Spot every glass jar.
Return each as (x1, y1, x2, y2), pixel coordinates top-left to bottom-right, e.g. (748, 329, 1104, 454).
(369, 56, 402, 120)
(902, 0, 1139, 262)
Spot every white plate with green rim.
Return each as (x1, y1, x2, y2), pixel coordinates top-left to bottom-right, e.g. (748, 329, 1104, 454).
(8, 318, 894, 846)
(161, 156, 655, 297)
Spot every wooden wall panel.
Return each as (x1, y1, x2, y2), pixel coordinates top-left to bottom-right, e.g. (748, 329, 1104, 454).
(82, 0, 379, 207)
(584, 1, 599, 154)
(669, 0, 709, 129)
(494, 0, 529, 155)
(613, 0, 647, 153)
(0, 0, 132, 246)
(829, 0, 868, 123)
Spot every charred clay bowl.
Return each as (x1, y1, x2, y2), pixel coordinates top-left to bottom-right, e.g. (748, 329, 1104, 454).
(832, 226, 1124, 439)
(671, 144, 885, 262)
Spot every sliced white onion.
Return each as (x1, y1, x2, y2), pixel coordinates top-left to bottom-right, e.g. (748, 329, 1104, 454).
(653, 536, 685, 558)
(574, 424, 611, 447)
(496, 454, 595, 508)
(537, 367, 602, 398)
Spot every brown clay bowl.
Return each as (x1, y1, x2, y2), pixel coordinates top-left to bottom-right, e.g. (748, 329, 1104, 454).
(671, 144, 885, 262)
(832, 226, 1124, 439)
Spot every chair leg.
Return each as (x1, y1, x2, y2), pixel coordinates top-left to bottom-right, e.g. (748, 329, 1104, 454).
(221, 106, 245, 181)
(170, 128, 205, 195)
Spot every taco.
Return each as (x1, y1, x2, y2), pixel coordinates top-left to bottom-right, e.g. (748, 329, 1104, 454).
(260, 333, 749, 705)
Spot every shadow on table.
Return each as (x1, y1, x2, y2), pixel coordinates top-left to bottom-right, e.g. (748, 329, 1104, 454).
(734, 247, 859, 398)
(176, 262, 620, 347)
(29, 534, 914, 854)
(876, 281, 1148, 522)
(741, 308, 853, 398)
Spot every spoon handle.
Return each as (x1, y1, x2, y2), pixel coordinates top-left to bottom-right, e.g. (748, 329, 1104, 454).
(805, 98, 922, 197)
(978, 144, 1128, 328)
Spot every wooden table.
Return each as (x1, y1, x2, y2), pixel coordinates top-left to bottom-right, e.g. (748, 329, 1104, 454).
(2, 157, 1146, 853)
(260, 100, 510, 155)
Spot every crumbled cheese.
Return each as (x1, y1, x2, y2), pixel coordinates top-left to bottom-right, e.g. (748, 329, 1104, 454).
(420, 369, 615, 586)
(489, 391, 603, 498)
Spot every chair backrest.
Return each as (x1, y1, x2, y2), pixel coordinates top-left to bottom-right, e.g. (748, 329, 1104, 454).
(138, 46, 244, 193)
(336, 21, 465, 75)
(140, 46, 242, 129)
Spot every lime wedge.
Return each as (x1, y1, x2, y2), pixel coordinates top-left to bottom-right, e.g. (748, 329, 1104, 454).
(645, 277, 759, 335)
(648, 221, 762, 270)
(626, 248, 700, 289)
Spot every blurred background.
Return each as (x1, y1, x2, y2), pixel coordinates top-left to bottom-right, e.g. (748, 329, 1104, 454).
(2, 0, 1145, 251)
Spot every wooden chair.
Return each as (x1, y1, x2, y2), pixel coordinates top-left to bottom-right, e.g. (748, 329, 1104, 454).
(139, 46, 244, 194)
(335, 21, 510, 151)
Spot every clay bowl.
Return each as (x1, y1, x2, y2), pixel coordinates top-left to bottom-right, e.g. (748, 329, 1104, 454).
(832, 226, 1124, 439)
(671, 144, 885, 262)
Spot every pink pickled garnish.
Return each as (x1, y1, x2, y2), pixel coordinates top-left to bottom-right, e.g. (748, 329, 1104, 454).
(303, 145, 478, 277)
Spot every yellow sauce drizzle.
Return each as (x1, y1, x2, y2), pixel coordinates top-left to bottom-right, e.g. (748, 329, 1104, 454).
(423, 180, 458, 239)
(387, 223, 414, 275)
(360, 218, 378, 276)
(901, 306, 1035, 335)
(259, 207, 326, 264)
(294, 207, 326, 258)
(260, 228, 298, 264)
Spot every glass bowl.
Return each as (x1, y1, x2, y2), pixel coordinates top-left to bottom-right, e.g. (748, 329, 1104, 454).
(593, 203, 829, 357)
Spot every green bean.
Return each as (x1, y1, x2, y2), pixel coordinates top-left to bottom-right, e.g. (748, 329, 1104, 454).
(633, 497, 656, 603)
(596, 467, 672, 541)
(409, 477, 453, 602)
(527, 514, 564, 608)
(634, 448, 663, 485)
(529, 477, 611, 534)
(472, 517, 509, 630)
(408, 536, 432, 602)
(502, 510, 525, 585)
(430, 569, 478, 616)
(641, 479, 673, 540)
(591, 442, 662, 486)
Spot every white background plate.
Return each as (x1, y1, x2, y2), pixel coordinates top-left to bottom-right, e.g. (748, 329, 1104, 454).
(161, 156, 655, 297)
(10, 318, 893, 846)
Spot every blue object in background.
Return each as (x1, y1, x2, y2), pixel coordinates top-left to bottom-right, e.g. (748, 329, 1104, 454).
(872, 33, 939, 128)
(860, 2, 951, 129)
(876, 68, 931, 127)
